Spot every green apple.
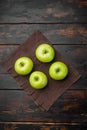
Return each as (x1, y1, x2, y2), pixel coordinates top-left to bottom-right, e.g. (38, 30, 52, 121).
(29, 71, 48, 89)
(49, 61, 68, 80)
(14, 57, 33, 75)
(35, 43, 55, 63)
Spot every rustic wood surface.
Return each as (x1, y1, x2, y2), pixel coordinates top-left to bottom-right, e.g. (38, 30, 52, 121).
(0, 0, 87, 129)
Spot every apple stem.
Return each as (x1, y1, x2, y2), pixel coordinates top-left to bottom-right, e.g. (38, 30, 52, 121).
(20, 62, 25, 67)
(34, 76, 39, 81)
(56, 68, 60, 73)
(43, 50, 48, 54)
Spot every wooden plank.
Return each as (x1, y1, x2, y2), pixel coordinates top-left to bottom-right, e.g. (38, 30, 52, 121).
(0, 24, 87, 45)
(0, 45, 18, 64)
(0, 45, 87, 89)
(0, 0, 87, 23)
(0, 74, 21, 90)
(0, 123, 87, 130)
(0, 90, 87, 122)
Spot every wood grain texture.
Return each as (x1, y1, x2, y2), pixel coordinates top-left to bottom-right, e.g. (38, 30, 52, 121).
(0, 24, 87, 45)
(68, 0, 87, 6)
(0, 0, 87, 127)
(0, 0, 87, 23)
(0, 123, 87, 130)
(0, 90, 87, 122)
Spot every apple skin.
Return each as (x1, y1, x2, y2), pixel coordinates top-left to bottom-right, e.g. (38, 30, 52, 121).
(49, 61, 68, 80)
(14, 57, 33, 75)
(35, 43, 55, 63)
(29, 71, 48, 89)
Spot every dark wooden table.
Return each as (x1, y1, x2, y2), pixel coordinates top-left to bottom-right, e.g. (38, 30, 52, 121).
(0, 0, 87, 129)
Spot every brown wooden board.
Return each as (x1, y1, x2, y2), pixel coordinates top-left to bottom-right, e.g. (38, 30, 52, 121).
(0, 123, 87, 130)
(0, 24, 87, 45)
(2, 30, 81, 111)
(0, 0, 87, 23)
(0, 0, 87, 128)
(0, 90, 87, 122)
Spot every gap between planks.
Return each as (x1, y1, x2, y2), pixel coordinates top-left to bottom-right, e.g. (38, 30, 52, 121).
(0, 22, 87, 25)
(0, 89, 86, 91)
(0, 44, 87, 46)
